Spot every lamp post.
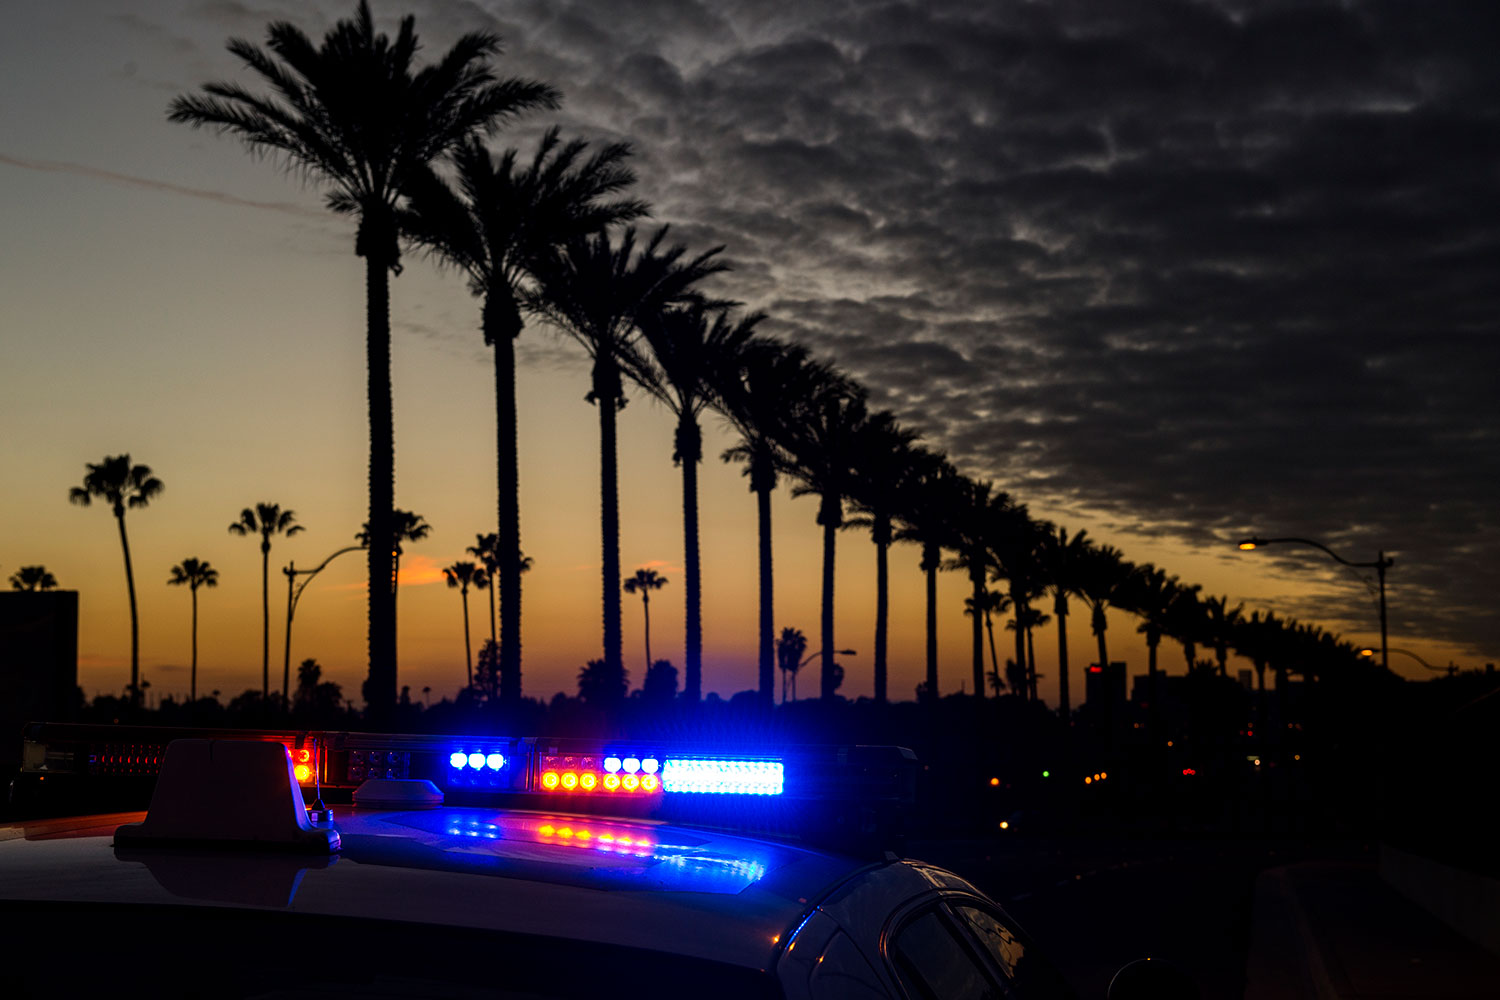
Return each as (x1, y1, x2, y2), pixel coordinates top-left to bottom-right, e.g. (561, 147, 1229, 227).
(789, 648, 855, 703)
(282, 544, 365, 711)
(1237, 536, 1393, 672)
(1359, 646, 1456, 677)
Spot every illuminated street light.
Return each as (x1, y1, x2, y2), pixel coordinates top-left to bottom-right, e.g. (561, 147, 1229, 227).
(1237, 536, 1394, 671)
(1359, 646, 1456, 677)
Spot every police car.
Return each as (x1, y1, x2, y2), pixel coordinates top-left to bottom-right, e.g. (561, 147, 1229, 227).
(1, 723, 1099, 998)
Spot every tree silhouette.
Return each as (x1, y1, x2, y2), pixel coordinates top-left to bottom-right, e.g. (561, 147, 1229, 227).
(965, 589, 1011, 691)
(622, 568, 669, 677)
(943, 476, 1001, 699)
(1037, 526, 1091, 717)
(528, 226, 727, 684)
(776, 627, 808, 703)
(1074, 543, 1134, 671)
(229, 503, 303, 703)
(716, 342, 840, 704)
(167, 557, 219, 702)
(8, 566, 58, 591)
(466, 534, 532, 699)
(69, 454, 163, 705)
(577, 658, 628, 708)
(642, 658, 679, 704)
(443, 560, 482, 687)
(358, 507, 431, 656)
(405, 131, 647, 703)
(627, 302, 762, 700)
(894, 453, 962, 700)
(169, 0, 558, 723)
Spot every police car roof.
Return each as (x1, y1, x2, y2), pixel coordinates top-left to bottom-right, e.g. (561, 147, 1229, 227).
(0, 803, 895, 971)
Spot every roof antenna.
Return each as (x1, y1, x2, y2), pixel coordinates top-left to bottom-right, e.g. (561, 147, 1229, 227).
(306, 734, 333, 825)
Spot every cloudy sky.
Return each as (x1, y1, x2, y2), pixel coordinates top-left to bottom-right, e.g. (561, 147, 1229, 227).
(3, 0, 1495, 704)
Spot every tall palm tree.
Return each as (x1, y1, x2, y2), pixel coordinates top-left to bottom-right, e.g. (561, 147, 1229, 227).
(405, 131, 647, 703)
(229, 503, 304, 702)
(1164, 584, 1205, 672)
(776, 627, 808, 703)
(844, 413, 921, 703)
(779, 376, 870, 700)
(894, 452, 961, 700)
(8, 566, 58, 591)
(168, 558, 219, 702)
(717, 341, 845, 706)
(1036, 526, 1090, 717)
(964, 589, 1011, 690)
(627, 303, 762, 700)
(468, 533, 501, 648)
(987, 505, 1043, 701)
(622, 568, 669, 675)
(943, 476, 1001, 698)
(169, 1, 558, 723)
(1073, 543, 1134, 672)
(1203, 593, 1245, 677)
(69, 455, 163, 704)
(1126, 563, 1181, 722)
(357, 507, 432, 660)
(443, 560, 483, 688)
(528, 226, 727, 682)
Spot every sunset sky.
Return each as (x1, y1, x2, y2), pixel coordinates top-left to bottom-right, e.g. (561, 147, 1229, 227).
(3, 0, 1495, 706)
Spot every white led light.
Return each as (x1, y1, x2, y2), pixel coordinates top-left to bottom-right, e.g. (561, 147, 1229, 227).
(468, 753, 486, 770)
(486, 753, 505, 770)
(449, 752, 468, 769)
(604, 757, 622, 773)
(641, 758, 659, 774)
(661, 759, 784, 796)
(623, 757, 641, 774)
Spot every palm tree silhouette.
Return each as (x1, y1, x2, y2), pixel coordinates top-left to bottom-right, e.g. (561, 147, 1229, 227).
(69, 455, 163, 705)
(168, 558, 219, 702)
(895, 453, 961, 700)
(169, 1, 558, 722)
(405, 131, 646, 701)
(468, 533, 501, 649)
(1127, 563, 1181, 713)
(1164, 584, 1205, 673)
(1036, 526, 1090, 717)
(943, 476, 1001, 699)
(229, 504, 303, 703)
(528, 227, 727, 681)
(776, 627, 809, 703)
(622, 567, 669, 676)
(627, 303, 762, 700)
(716, 341, 841, 705)
(987, 504, 1044, 701)
(443, 560, 483, 687)
(1074, 543, 1134, 672)
(781, 376, 870, 700)
(844, 412, 921, 704)
(965, 589, 1011, 691)
(357, 507, 431, 656)
(8, 566, 58, 591)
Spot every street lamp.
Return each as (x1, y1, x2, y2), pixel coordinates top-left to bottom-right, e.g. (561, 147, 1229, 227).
(1237, 536, 1394, 671)
(784, 648, 856, 703)
(1359, 646, 1456, 677)
(282, 543, 366, 710)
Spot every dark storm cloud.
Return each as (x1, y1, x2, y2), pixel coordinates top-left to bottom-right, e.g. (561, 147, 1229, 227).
(463, 0, 1498, 656)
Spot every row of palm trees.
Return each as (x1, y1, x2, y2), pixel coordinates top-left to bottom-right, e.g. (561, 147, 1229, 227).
(161, 2, 1375, 717)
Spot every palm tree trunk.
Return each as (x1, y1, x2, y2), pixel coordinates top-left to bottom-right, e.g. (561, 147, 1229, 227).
(873, 518, 890, 704)
(1026, 621, 1038, 701)
(365, 248, 397, 724)
(488, 293, 524, 704)
(923, 542, 938, 699)
(679, 415, 703, 701)
(756, 482, 774, 706)
(113, 507, 141, 706)
(260, 540, 271, 701)
(1011, 590, 1027, 700)
(984, 610, 999, 685)
(642, 594, 652, 671)
(595, 362, 624, 678)
(969, 569, 984, 699)
(190, 585, 199, 703)
(1147, 631, 1161, 739)
(460, 585, 473, 688)
(1092, 602, 1109, 669)
(820, 511, 837, 701)
(1055, 593, 1070, 716)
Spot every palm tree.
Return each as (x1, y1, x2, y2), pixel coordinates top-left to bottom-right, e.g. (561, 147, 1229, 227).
(8, 566, 58, 591)
(626, 303, 762, 700)
(1164, 584, 1205, 672)
(778, 372, 872, 701)
(69, 455, 163, 704)
(716, 341, 844, 706)
(167, 558, 219, 702)
(1073, 543, 1134, 672)
(405, 131, 646, 704)
(169, 1, 558, 723)
(844, 412, 922, 704)
(1127, 563, 1181, 718)
(229, 503, 304, 702)
(1036, 526, 1090, 717)
(622, 568, 669, 676)
(1203, 594, 1245, 677)
(964, 589, 1011, 689)
(468, 533, 501, 648)
(943, 476, 1001, 699)
(776, 627, 809, 703)
(528, 226, 727, 682)
(987, 505, 1043, 701)
(443, 560, 483, 687)
(894, 452, 961, 700)
(356, 507, 431, 661)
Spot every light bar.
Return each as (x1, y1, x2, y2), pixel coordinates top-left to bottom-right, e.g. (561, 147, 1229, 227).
(660, 758, 784, 796)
